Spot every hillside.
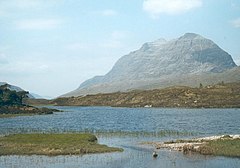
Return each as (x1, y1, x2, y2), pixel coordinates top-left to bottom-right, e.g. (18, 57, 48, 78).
(48, 82, 240, 108)
(63, 33, 238, 97)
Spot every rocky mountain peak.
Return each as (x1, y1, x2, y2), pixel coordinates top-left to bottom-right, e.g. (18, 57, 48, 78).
(62, 33, 237, 97)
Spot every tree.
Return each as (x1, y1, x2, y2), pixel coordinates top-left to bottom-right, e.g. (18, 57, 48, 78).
(0, 86, 29, 106)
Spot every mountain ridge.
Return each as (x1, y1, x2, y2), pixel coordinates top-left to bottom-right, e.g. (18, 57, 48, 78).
(62, 33, 238, 97)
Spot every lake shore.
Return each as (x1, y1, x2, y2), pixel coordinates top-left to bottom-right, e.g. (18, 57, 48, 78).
(0, 133, 123, 156)
(144, 135, 240, 157)
(27, 82, 240, 108)
(0, 105, 60, 118)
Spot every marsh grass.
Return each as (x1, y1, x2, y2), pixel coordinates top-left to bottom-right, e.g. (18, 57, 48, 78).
(0, 133, 122, 156)
(162, 137, 240, 157)
(198, 139, 240, 157)
(0, 128, 195, 138)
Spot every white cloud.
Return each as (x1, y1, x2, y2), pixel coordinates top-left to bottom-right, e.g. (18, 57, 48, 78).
(0, 0, 43, 18)
(0, 10, 6, 17)
(0, 60, 49, 75)
(91, 9, 118, 17)
(111, 31, 127, 39)
(100, 40, 123, 49)
(143, 0, 202, 17)
(66, 43, 90, 51)
(0, 0, 40, 9)
(101, 9, 118, 16)
(0, 0, 63, 18)
(231, 18, 240, 28)
(231, 2, 240, 10)
(0, 53, 8, 64)
(100, 31, 130, 49)
(10, 0, 42, 9)
(0, 0, 61, 9)
(15, 19, 62, 30)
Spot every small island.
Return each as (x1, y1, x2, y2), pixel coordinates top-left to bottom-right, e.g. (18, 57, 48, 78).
(0, 133, 123, 156)
(0, 84, 59, 118)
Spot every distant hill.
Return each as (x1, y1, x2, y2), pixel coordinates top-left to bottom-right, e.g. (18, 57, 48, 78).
(63, 33, 238, 97)
(51, 82, 240, 108)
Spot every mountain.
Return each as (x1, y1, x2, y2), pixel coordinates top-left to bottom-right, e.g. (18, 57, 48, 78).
(63, 33, 238, 97)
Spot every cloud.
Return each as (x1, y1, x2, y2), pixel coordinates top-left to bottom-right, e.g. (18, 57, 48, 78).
(101, 9, 118, 16)
(143, 0, 202, 17)
(0, 0, 43, 18)
(66, 43, 90, 51)
(0, 0, 41, 9)
(100, 31, 129, 49)
(231, 2, 240, 10)
(0, 53, 8, 64)
(15, 19, 62, 30)
(9, 0, 42, 9)
(0, 0, 61, 9)
(111, 31, 127, 39)
(231, 18, 240, 28)
(100, 40, 123, 49)
(0, 60, 49, 75)
(91, 9, 118, 17)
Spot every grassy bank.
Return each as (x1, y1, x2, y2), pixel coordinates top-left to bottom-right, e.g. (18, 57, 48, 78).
(0, 133, 123, 156)
(153, 135, 240, 158)
(198, 139, 240, 157)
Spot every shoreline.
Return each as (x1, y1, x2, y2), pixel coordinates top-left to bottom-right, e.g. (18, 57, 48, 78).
(0, 105, 61, 118)
(144, 135, 240, 158)
(25, 82, 240, 109)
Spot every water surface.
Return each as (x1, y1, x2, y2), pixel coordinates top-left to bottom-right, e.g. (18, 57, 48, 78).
(0, 107, 239, 168)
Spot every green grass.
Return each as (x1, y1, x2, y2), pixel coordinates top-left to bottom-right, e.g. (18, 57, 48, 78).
(199, 139, 240, 157)
(0, 133, 123, 156)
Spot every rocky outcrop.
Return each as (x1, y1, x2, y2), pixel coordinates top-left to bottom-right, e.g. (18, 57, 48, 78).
(63, 33, 237, 97)
(0, 82, 35, 98)
(0, 105, 59, 115)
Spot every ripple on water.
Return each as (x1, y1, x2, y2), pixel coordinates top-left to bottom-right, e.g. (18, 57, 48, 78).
(0, 107, 240, 168)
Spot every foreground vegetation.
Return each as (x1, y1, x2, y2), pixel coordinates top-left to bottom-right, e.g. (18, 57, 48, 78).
(198, 139, 240, 157)
(153, 135, 240, 157)
(0, 133, 123, 156)
(27, 82, 240, 108)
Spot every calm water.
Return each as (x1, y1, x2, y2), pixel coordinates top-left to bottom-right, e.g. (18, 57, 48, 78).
(0, 106, 240, 168)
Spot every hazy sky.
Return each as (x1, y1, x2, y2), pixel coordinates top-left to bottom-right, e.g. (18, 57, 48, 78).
(0, 0, 240, 98)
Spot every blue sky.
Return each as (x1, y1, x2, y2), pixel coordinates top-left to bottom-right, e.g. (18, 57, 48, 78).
(0, 0, 240, 98)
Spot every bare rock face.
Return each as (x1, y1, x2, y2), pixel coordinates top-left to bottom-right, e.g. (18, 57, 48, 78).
(63, 33, 237, 97)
